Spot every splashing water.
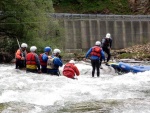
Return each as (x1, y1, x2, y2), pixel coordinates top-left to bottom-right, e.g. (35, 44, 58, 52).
(0, 62, 150, 113)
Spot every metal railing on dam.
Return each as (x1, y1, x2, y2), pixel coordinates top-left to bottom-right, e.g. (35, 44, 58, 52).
(50, 13, 150, 51)
(50, 13, 150, 21)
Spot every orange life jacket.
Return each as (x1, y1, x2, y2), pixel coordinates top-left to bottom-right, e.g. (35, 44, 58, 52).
(39, 53, 47, 66)
(15, 49, 27, 59)
(26, 53, 36, 65)
(90, 46, 101, 57)
(63, 63, 76, 78)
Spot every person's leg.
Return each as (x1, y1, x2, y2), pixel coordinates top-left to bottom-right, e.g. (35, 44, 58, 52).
(15, 59, 19, 69)
(54, 72, 59, 76)
(19, 60, 24, 69)
(41, 66, 47, 73)
(91, 60, 96, 77)
(96, 60, 100, 77)
(103, 48, 111, 65)
(106, 49, 111, 62)
(47, 69, 59, 76)
(102, 47, 107, 62)
(23, 60, 26, 68)
(26, 68, 38, 73)
(99, 57, 103, 69)
(16, 60, 24, 69)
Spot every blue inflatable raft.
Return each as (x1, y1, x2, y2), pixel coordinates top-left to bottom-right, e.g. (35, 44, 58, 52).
(110, 62, 150, 74)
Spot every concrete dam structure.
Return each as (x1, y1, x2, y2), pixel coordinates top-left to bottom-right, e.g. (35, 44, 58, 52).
(52, 14, 150, 51)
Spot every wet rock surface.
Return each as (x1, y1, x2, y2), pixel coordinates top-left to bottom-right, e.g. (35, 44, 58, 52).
(112, 43, 150, 61)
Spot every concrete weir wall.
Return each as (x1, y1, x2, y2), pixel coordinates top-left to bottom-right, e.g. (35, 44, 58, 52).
(52, 14, 150, 50)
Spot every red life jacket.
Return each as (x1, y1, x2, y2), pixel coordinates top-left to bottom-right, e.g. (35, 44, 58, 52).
(63, 63, 75, 78)
(26, 53, 36, 65)
(90, 46, 101, 57)
(39, 53, 47, 66)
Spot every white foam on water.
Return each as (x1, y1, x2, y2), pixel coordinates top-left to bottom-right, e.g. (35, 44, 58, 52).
(0, 63, 150, 112)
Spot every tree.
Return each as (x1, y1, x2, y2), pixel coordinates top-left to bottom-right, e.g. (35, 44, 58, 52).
(0, 0, 63, 54)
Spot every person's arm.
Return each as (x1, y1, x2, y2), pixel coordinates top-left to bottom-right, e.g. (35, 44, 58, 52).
(101, 38, 105, 47)
(35, 54, 41, 71)
(73, 65, 80, 76)
(15, 49, 21, 59)
(110, 38, 112, 48)
(42, 53, 48, 62)
(100, 50, 105, 60)
(85, 48, 92, 58)
(53, 57, 63, 67)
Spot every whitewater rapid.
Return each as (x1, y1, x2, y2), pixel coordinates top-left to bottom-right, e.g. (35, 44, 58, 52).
(0, 61, 150, 113)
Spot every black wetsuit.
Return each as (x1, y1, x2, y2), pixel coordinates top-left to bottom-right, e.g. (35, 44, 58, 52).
(101, 38, 112, 62)
(91, 59, 100, 77)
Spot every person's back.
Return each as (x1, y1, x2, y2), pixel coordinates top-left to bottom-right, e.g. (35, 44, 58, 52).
(63, 60, 80, 79)
(39, 46, 52, 73)
(47, 49, 63, 76)
(85, 41, 105, 77)
(101, 36, 112, 49)
(26, 46, 41, 73)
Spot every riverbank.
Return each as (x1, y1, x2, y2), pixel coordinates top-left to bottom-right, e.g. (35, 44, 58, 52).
(70, 42, 150, 62)
(112, 42, 150, 61)
(1, 42, 150, 63)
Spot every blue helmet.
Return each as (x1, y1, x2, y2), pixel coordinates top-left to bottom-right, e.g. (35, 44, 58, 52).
(44, 46, 51, 52)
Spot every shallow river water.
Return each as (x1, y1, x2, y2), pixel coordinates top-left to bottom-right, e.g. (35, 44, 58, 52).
(0, 61, 150, 113)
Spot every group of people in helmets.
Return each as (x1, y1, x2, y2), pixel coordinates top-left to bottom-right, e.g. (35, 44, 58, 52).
(15, 33, 112, 79)
(15, 44, 79, 79)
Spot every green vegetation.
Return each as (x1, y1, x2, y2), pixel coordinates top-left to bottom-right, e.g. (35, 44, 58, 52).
(0, 0, 64, 54)
(118, 52, 150, 60)
(118, 53, 137, 59)
(0, 0, 148, 62)
(53, 0, 132, 14)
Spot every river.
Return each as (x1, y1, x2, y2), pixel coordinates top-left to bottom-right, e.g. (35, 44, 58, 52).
(0, 61, 150, 113)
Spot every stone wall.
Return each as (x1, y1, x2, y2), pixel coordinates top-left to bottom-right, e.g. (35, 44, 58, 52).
(59, 16, 150, 50)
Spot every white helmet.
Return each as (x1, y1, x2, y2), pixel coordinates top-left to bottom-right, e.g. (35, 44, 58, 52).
(106, 33, 111, 38)
(21, 43, 28, 48)
(53, 49, 61, 54)
(69, 60, 75, 64)
(30, 46, 37, 52)
(95, 41, 101, 46)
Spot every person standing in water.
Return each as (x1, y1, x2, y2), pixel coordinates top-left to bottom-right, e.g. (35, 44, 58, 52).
(15, 43, 28, 69)
(26, 46, 41, 73)
(39, 46, 52, 73)
(47, 49, 63, 76)
(85, 41, 105, 77)
(101, 33, 112, 65)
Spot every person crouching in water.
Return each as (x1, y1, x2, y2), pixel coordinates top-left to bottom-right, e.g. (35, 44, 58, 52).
(47, 49, 63, 76)
(85, 41, 105, 77)
(26, 46, 41, 73)
(39, 46, 52, 73)
(15, 43, 28, 69)
(63, 60, 80, 79)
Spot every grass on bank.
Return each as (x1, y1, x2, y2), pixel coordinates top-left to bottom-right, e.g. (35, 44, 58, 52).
(118, 52, 150, 60)
(53, 0, 132, 14)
